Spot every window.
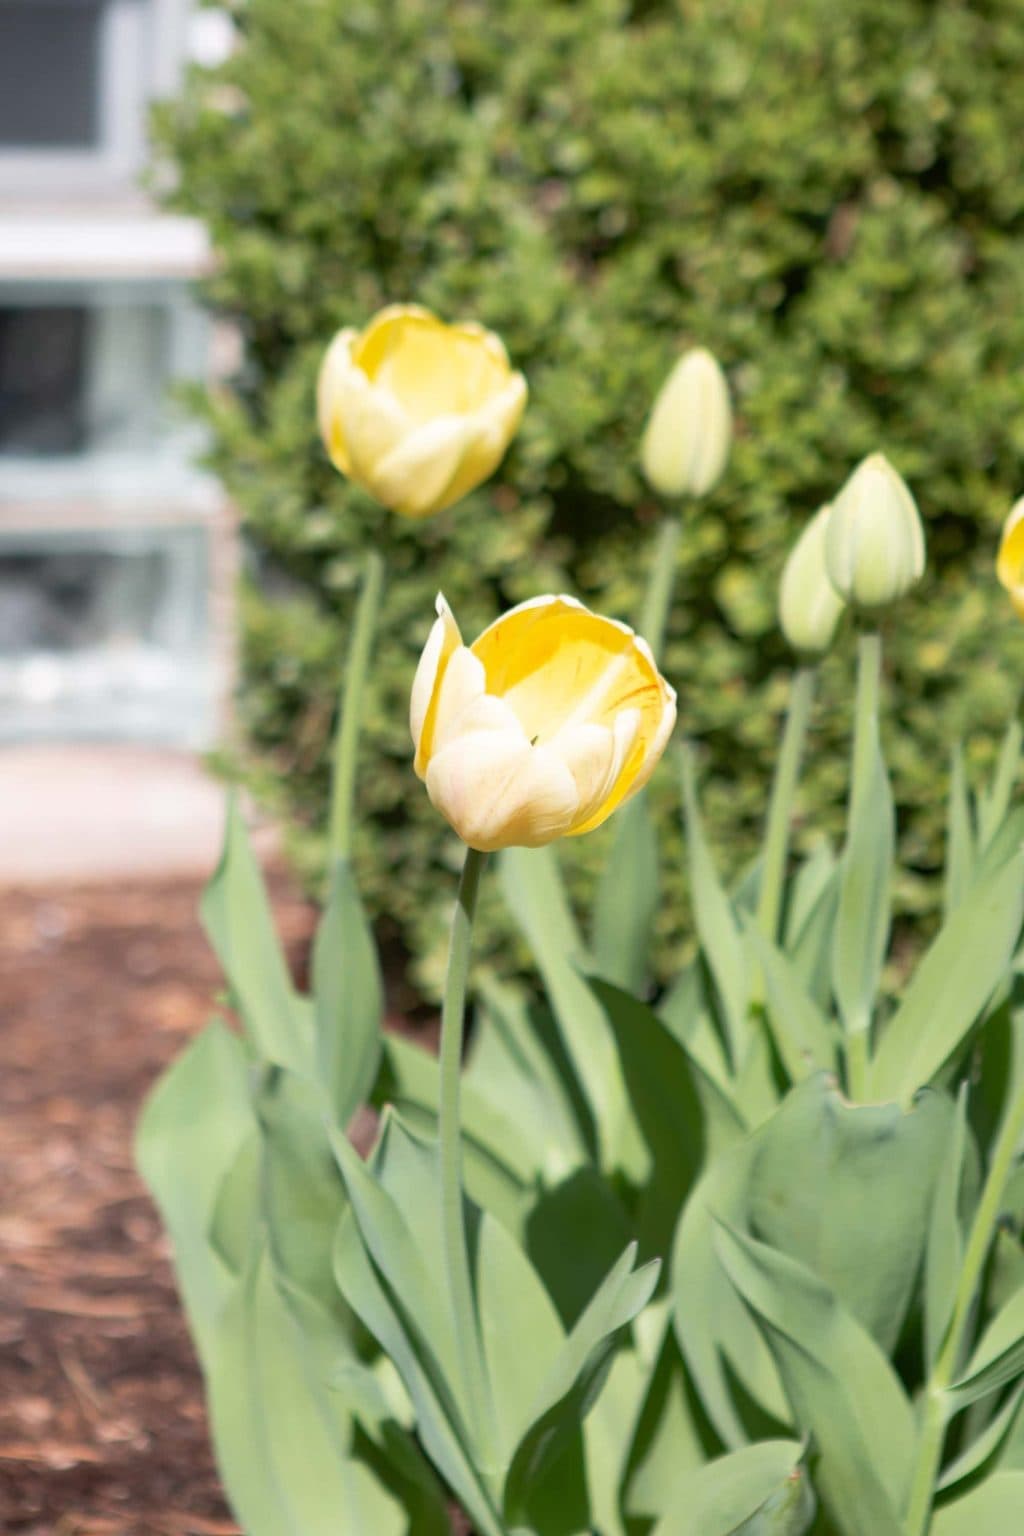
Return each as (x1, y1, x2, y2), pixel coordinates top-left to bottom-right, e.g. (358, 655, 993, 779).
(0, 3, 105, 149)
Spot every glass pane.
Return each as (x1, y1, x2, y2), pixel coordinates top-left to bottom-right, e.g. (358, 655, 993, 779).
(0, 2, 104, 149)
(0, 307, 89, 454)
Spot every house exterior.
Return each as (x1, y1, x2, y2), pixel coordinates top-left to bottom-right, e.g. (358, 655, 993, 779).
(0, 0, 232, 748)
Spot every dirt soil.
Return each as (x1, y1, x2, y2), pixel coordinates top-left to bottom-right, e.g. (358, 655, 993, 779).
(0, 874, 317, 1536)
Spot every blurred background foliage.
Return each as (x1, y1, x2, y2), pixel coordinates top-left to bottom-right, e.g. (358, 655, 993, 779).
(155, 0, 1024, 997)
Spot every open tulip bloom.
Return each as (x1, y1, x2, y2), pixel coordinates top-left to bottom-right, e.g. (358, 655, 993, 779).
(411, 593, 677, 851)
(318, 304, 527, 518)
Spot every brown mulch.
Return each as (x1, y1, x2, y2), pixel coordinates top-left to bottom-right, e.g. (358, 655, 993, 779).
(0, 874, 317, 1536)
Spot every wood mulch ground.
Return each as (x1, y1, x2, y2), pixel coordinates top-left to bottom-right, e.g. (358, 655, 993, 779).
(0, 874, 319, 1536)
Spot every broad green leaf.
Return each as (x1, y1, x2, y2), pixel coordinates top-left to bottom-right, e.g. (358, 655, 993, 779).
(976, 716, 1022, 853)
(925, 1086, 970, 1369)
(745, 925, 837, 1083)
(502, 1243, 660, 1524)
(671, 1142, 789, 1449)
(525, 1168, 633, 1329)
(681, 745, 749, 1068)
(938, 1383, 1024, 1491)
(380, 1033, 533, 1234)
(135, 1020, 255, 1366)
(714, 1225, 913, 1536)
(589, 978, 746, 1259)
(312, 856, 383, 1128)
(209, 1127, 261, 1274)
(931, 1471, 1024, 1534)
(581, 1345, 650, 1536)
(658, 958, 734, 1093)
(745, 1076, 953, 1353)
(785, 861, 840, 1012)
(624, 1328, 715, 1521)
(200, 797, 309, 1072)
(500, 844, 642, 1174)
(471, 976, 591, 1179)
(652, 1440, 815, 1536)
(207, 1243, 421, 1536)
(948, 1287, 1024, 1411)
(870, 851, 1024, 1103)
(591, 792, 660, 994)
(832, 736, 893, 1042)
(783, 840, 837, 951)
(944, 744, 975, 918)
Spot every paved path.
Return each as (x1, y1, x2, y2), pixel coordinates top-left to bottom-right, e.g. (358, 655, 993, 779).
(0, 747, 267, 886)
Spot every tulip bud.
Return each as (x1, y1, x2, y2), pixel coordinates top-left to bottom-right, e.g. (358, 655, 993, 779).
(778, 503, 846, 656)
(641, 346, 732, 498)
(824, 453, 925, 610)
(997, 496, 1024, 619)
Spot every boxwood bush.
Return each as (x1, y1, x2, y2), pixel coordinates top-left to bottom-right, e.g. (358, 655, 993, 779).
(156, 0, 1024, 994)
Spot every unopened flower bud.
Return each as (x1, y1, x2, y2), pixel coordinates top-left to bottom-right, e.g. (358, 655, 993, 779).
(824, 453, 925, 610)
(997, 497, 1024, 619)
(779, 503, 846, 656)
(641, 346, 732, 498)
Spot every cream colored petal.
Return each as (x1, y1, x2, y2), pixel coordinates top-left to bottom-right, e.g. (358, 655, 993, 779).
(555, 714, 641, 830)
(430, 646, 488, 752)
(411, 594, 462, 779)
(368, 415, 476, 518)
(432, 372, 529, 513)
(317, 328, 359, 473)
(425, 732, 579, 852)
(331, 365, 410, 487)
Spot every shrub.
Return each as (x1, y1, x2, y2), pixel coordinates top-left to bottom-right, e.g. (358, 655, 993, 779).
(156, 0, 1024, 991)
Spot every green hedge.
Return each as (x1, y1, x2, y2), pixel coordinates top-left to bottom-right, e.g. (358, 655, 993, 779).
(158, 0, 1024, 994)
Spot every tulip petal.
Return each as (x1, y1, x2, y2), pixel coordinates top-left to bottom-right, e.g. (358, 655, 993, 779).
(411, 595, 462, 778)
(369, 415, 477, 518)
(317, 328, 359, 474)
(426, 731, 579, 852)
(434, 373, 529, 511)
(331, 366, 410, 487)
(997, 497, 1024, 608)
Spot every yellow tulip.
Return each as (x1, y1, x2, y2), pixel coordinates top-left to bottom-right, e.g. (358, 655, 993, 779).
(411, 594, 677, 851)
(997, 497, 1024, 619)
(317, 304, 527, 518)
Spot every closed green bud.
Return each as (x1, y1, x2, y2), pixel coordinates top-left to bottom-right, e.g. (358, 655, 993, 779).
(641, 346, 732, 498)
(779, 503, 846, 656)
(824, 453, 925, 610)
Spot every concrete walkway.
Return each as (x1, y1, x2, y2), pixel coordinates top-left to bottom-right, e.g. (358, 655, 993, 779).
(0, 746, 268, 886)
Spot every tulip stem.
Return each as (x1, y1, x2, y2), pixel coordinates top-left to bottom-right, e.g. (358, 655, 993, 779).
(327, 549, 384, 867)
(843, 629, 882, 1101)
(903, 1081, 1024, 1536)
(756, 665, 816, 946)
(639, 513, 683, 664)
(438, 844, 495, 1458)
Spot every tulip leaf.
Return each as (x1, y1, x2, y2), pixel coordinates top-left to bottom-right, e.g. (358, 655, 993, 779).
(671, 1141, 789, 1449)
(870, 849, 1024, 1103)
(206, 1241, 418, 1536)
(500, 844, 643, 1175)
(947, 1287, 1024, 1411)
(714, 1224, 914, 1536)
(209, 1127, 261, 1275)
(312, 855, 383, 1129)
(744, 924, 837, 1083)
(502, 1242, 660, 1525)
(200, 796, 310, 1073)
(931, 1472, 1024, 1534)
(591, 792, 661, 995)
(925, 1085, 970, 1370)
(944, 744, 975, 918)
(588, 977, 746, 1260)
(832, 734, 894, 1044)
(938, 1383, 1024, 1492)
(745, 1075, 953, 1354)
(681, 744, 750, 1070)
(379, 1032, 534, 1234)
(976, 715, 1023, 853)
(783, 839, 837, 951)
(658, 958, 735, 1094)
(623, 1326, 716, 1522)
(651, 1439, 815, 1536)
(135, 1019, 256, 1367)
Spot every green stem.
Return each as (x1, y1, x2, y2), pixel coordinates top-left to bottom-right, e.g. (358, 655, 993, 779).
(327, 549, 384, 866)
(903, 1084, 1024, 1536)
(438, 845, 495, 1459)
(639, 513, 683, 663)
(843, 629, 882, 1100)
(756, 665, 816, 946)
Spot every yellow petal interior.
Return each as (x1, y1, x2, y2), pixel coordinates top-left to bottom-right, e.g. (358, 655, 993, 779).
(998, 509, 1024, 596)
(353, 309, 510, 423)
